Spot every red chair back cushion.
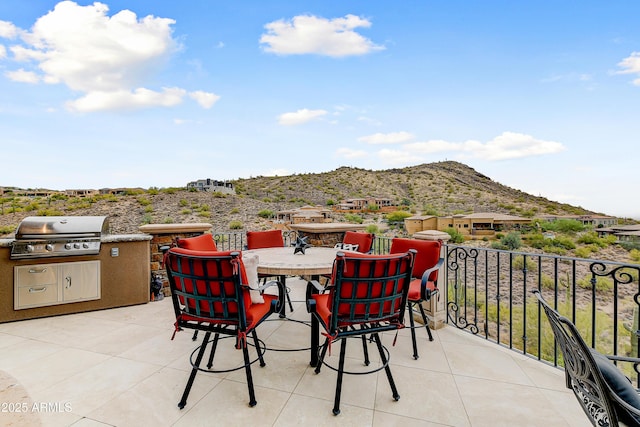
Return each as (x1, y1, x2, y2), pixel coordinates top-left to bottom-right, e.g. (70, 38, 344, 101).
(342, 231, 374, 253)
(246, 230, 284, 249)
(176, 234, 217, 251)
(330, 251, 412, 318)
(166, 248, 252, 319)
(390, 238, 441, 281)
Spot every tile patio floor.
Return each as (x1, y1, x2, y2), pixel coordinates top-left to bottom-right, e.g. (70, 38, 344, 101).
(0, 278, 590, 427)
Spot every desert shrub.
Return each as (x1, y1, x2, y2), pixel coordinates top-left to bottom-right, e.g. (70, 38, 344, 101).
(230, 208, 239, 214)
(365, 224, 379, 234)
(0, 225, 17, 235)
(344, 213, 363, 224)
(137, 196, 151, 206)
(577, 276, 613, 292)
(512, 255, 537, 272)
(501, 232, 522, 250)
(630, 249, 640, 263)
(540, 219, 585, 234)
(444, 227, 465, 243)
(574, 247, 593, 259)
(385, 211, 412, 222)
(577, 231, 610, 248)
(229, 220, 243, 230)
(179, 199, 188, 207)
(258, 209, 274, 218)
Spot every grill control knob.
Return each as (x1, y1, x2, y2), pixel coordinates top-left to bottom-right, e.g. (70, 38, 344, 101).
(45, 244, 54, 252)
(64, 243, 72, 250)
(73, 243, 80, 249)
(26, 244, 34, 253)
(82, 242, 89, 249)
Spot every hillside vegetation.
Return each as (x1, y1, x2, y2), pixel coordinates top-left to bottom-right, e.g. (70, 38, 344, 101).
(0, 161, 609, 238)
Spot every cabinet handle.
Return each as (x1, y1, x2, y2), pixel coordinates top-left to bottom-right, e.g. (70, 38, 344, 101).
(28, 268, 48, 274)
(65, 276, 72, 289)
(28, 287, 47, 293)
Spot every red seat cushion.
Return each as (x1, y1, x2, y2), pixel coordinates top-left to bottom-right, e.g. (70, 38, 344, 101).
(176, 234, 217, 251)
(407, 278, 437, 302)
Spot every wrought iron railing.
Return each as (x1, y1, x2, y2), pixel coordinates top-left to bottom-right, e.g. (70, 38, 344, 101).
(444, 244, 640, 384)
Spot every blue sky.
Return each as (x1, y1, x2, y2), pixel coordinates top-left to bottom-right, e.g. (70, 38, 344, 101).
(1, 1, 639, 218)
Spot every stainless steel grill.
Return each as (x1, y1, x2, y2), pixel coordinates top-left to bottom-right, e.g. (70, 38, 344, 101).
(10, 216, 109, 259)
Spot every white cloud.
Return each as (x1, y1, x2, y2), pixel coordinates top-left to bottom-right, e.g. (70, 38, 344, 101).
(5, 68, 39, 83)
(65, 87, 186, 112)
(404, 139, 466, 154)
(403, 132, 565, 160)
(377, 148, 422, 165)
(260, 14, 384, 57)
(336, 147, 368, 159)
(0, 1, 214, 112)
(469, 132, 565, 160)
(0, 20, 18, 38)
(0, 45, 5, 59)
(616, 52, 640, 85)
(189, 91, 220, 109)
(277, 108, 327, 126)
(358, 131, 414, 144)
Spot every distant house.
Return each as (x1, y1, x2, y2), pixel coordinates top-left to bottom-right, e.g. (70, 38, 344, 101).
(335, 197, 395, 212)
(274, 205, 333, 226)
(187, 179, 235, 194)
(405, 212, 532, 238)
(65, 189, 99, 197)
(597, 224, 640, 243)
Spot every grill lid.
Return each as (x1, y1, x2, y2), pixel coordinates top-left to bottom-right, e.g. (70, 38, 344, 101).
(15, 216, 109, 240)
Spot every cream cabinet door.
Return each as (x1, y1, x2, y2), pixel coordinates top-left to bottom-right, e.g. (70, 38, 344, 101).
(61, 261, 100, 302)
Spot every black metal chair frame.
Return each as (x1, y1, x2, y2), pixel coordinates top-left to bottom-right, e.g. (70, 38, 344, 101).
(165, 249, 284, 409)
(406, 257, 444, 358)
(533, 289, 640, 426)
(307, 250, 415, 415)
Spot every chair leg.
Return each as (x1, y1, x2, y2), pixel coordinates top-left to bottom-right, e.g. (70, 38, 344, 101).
(206, 333, 220, 369)
(242, 341, 258, 407)
(315, 337, 330, 374)
(408, 302, 419, 359)
(333, 337, 348, 416)
(418, 303, 434, 341)
(373, 333, 400, 401)
(252, 329, 266, 367)
(281, 275, 294, 313)
(179, 331, 211, 409)
(361, 335, 370, 366)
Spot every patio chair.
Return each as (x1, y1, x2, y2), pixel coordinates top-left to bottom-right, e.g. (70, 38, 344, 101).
(307, 250, 415, 415)
(165, 248, 284, 409)
(390, 238, 444, 359)
(334, 231, 375, 253)
(533, 289, 640, 427)
(246, 230, 294, 314)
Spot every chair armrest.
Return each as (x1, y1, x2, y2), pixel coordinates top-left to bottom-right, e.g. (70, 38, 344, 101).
(606, 355, 640, 364)
(244, 279, 286, 312)
(420, 257, 444, 299)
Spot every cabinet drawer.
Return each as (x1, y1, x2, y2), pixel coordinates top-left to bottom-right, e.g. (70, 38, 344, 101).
(15, 265, 57, 287)
(16, 284, 58, 309)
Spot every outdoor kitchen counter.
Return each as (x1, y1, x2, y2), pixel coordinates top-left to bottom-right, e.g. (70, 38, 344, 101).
(0, 234, 151, 323)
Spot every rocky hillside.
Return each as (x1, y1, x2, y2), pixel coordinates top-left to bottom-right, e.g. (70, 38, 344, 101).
(0, 161, 602, 238)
